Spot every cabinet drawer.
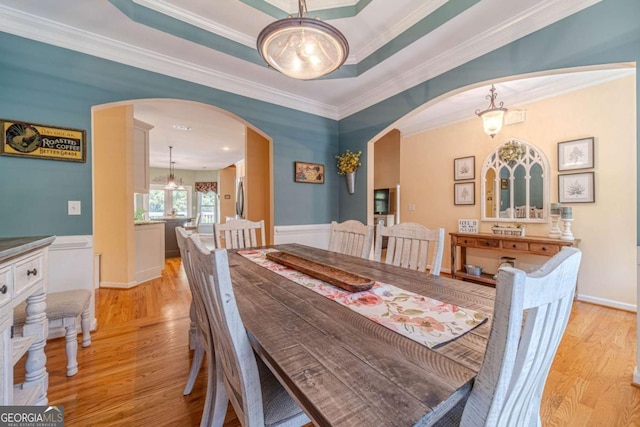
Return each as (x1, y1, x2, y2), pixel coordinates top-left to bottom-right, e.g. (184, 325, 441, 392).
(530, 243, 561, 255)
(14, 253, 43, 296)
(476, 238, 500, 248)
(502, 240, 529, 251)
(457, 237, 476, 247)
(0, 267, 11, 309)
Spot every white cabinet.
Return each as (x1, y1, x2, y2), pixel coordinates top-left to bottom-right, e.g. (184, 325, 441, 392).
(0, 236, 54, 405)
(133, 119, 153, 194)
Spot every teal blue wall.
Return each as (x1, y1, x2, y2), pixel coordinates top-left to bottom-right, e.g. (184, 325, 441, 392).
(338, 0, 640, 247)
(2, 0, 640, 240)
(0, 33, 339, 237)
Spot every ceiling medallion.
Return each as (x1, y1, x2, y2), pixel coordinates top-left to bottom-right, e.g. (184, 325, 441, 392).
(257, 0, 349, 80)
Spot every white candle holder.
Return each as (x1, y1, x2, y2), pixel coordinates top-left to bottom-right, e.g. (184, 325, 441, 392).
(548, 214, 562, 239)
(561, 218, 574, 241)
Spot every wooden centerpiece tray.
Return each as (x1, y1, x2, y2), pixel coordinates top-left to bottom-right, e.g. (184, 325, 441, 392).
(266, 251, 374, 293)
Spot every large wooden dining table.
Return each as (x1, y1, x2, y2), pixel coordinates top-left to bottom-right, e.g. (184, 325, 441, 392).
(224, 243, 496, 427)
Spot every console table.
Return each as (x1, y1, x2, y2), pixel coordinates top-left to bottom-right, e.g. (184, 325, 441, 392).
(0, 235, 55, 405)
(450, 232, 578, 286)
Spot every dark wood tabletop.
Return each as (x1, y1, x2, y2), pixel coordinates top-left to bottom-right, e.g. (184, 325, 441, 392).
(227, 244, 495, 427)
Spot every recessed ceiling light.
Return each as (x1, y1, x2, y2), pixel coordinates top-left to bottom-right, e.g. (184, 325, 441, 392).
(172, 124, 192, 131)
(222, 146, 230, 151)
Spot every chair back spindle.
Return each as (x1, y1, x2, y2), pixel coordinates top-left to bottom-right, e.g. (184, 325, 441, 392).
(328, 220, 374, 259)
(374, 222, 444, 275)
(215, 219, 266, 249)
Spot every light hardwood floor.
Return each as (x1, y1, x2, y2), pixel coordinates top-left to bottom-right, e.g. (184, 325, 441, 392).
(18, 257, 640, 426)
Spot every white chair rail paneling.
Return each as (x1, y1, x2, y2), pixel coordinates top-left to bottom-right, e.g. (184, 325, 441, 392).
(374, 223, 444, 275)
(48, 235, 96, 332)
(328, 220, 374, 259)
(442, 247, 582, 426)
(273, 223, 331, 249)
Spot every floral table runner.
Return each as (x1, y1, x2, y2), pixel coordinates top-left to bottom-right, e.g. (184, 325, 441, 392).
(238, 249, 488, 349)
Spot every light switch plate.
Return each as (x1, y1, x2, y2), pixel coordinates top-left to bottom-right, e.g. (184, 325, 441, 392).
(68, 201, 81, 215)
(408, 203, 416, 212)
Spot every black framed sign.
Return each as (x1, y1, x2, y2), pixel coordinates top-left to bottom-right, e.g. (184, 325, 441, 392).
(0, 119, 86, 163)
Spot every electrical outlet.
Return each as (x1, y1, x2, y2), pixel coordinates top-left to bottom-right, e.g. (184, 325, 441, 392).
(408, 203, 416, 212)
(68, 201, 81, 215)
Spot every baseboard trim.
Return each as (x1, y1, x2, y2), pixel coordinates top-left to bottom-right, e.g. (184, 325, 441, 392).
(575, 293, 636, 312)
(135, 268, 162, 285)
(100, 280, 138, 289)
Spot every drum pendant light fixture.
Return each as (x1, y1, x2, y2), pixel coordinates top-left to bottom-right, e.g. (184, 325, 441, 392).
(257, 0, 349, 80)
(476, 85, 508, 138)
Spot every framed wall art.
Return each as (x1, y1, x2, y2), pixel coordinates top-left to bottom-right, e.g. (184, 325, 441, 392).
(0, 118, 86, 163)
(558, 172, 595, 203)
(454, 156, 475, 181)
(558, 137, 594, 171)
(294, 161, 325, 184)
(454, 182, 475, 205)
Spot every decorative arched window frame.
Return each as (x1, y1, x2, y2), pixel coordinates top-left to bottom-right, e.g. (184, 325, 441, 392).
(481, 138, 550, 223)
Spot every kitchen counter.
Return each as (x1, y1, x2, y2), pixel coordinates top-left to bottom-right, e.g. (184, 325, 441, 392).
(0, 236, 56, 263)
(161, 217, 193, 258)
(134, 220, 165, 225)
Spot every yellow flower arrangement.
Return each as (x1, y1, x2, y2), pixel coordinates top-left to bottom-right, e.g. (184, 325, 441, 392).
(335, 149, 362, 175)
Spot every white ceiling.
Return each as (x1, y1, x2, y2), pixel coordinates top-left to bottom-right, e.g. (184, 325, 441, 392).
(0, 0, 622, 170)
(133, 101, 246, 170)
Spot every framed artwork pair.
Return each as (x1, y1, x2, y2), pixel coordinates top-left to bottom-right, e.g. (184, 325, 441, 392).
(557, 137, 595, 203)
(454, 156, 475, 205)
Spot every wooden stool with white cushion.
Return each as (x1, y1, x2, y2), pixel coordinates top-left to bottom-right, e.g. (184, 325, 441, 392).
(14, 289, 92, 376)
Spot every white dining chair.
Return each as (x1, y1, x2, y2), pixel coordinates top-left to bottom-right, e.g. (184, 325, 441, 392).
(440, 247, 582, 426)
(214, 219, 266, 249)
(328, 220, 374, 259)
(373, 222, 444, 275)
(187, 235, 311, 427)
(176, 227, 219, 427)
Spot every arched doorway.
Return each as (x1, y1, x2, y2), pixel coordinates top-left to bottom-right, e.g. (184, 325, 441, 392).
(92, 99, 274, 289)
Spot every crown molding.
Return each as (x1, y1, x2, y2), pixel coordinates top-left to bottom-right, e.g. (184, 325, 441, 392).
(0, 4, 340, 119)
(338, 0, 602, 118)
(266, 0, 359, 14)
(353, 0, 447, 62)
(134, 0, 256, 48)
(0, 0, 602, 121)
